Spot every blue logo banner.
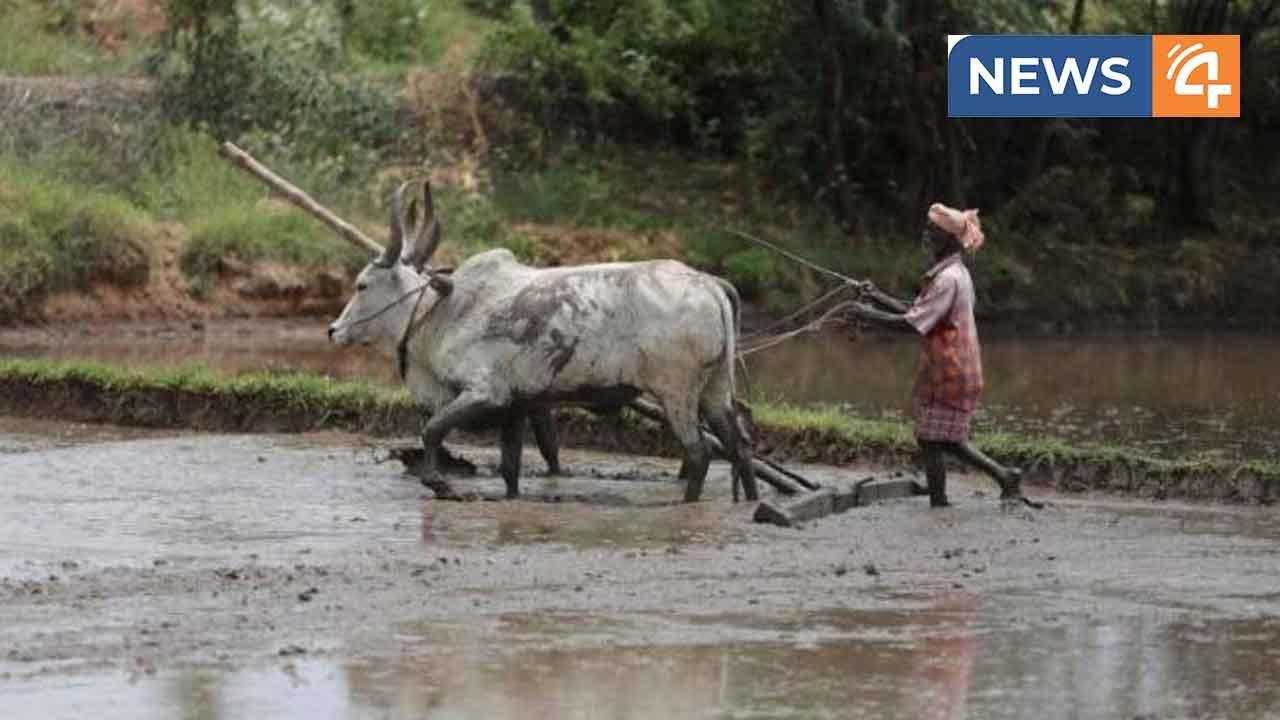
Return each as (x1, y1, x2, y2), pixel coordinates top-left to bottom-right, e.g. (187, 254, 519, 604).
(948, 35, 1153, 117)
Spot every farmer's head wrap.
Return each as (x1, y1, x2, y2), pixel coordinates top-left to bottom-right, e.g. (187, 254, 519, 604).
(927, 202, 984, 253)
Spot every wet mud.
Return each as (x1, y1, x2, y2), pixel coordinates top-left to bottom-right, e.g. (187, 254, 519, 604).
(2, 420, 1279, 718)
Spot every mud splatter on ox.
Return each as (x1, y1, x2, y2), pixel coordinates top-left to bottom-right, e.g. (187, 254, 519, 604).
(330, 184, 755, 503)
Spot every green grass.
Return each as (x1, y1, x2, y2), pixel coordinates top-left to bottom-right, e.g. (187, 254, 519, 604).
(752, 402, 914, 450)
(0, 157, 156, 322)
(133, 129, 264, 220)
(0, 129, 376, 313)
(0, 0, 138, 75)
(181, 206, 366, 292)
(131, 128, 370, 292)
(0, 357, 410, 409)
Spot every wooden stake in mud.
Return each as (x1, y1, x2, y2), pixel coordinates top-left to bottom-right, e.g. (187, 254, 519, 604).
(219, 142, 384, 255)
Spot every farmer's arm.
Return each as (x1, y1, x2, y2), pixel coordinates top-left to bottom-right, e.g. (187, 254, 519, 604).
(846, 302, 916, 333)
(867, 286, 911, 313)
(848, 280, 910, 313)
(850, 275, 957, 335)
(902, 275, 957, 336)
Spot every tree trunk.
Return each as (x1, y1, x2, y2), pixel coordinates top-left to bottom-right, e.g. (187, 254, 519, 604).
(1163, 0, 1231, 228)
(809, 0, 858, 229)
(1026, 0, 1086, 186)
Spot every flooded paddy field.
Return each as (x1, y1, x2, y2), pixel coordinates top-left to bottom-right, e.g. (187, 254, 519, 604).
(4, 320, 1280, 461)
(2, 418, 1279, 719)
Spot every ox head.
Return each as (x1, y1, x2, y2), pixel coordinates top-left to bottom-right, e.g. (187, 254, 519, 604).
(328, 180, 449, 354)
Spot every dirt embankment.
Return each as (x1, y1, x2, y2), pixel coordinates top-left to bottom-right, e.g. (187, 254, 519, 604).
(0, 75, 354, 326)
(0, 369, 1275, 505)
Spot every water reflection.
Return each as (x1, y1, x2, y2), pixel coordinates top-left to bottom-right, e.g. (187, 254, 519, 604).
(8, 609, 1277, 719)
(910, 594, 978, 720)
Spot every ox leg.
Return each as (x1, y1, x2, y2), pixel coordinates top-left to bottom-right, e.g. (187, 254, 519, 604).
(419, 392, 500, 501)
(664, 400, 710, 503)
(498, 417, 524, 499)
(703, 404, 760, 502)
(530, 408, 562, 476)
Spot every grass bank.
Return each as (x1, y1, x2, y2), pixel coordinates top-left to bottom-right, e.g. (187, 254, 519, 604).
(0, 122, 373, 323)
(2, 358, 1275, 504)
(0, 157, 158, 322)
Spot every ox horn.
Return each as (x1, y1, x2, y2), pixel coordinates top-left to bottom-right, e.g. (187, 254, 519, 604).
(401, 180, 443, 272)
(376, 182, 413, 267)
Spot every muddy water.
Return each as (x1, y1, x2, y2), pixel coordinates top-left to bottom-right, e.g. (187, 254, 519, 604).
(751, 329, 1280, 460)
(4, 321, 1280, 459)
(12, 613, 1280, 719)
(3, 420, 1280, 718)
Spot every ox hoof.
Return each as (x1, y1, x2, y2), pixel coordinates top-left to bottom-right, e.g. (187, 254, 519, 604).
(437, 447, 478, 476)
(418, 470, 460, 501)
(430, 487, 479, 502)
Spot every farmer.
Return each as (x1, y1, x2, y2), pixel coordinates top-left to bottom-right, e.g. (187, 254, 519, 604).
(847, 203, 1028, 508)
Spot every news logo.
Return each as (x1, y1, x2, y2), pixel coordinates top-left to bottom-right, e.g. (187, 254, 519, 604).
(947, 35, 1240, 118)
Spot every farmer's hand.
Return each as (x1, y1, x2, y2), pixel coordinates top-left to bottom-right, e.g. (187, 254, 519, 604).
(848, 279, 875, 297)
(846, 301, 875, 317)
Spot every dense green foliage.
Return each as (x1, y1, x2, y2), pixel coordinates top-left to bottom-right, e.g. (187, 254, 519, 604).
(479, 0, 1280, 235)
(152, 0, 400, 157)
(1, 0, 1277, 326)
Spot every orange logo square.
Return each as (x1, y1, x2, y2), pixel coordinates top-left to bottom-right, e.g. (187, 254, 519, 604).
(1152, 35, 1240, 117)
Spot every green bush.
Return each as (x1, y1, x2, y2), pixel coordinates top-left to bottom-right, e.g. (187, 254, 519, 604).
(0, 0, 131, 74)
(684, 228, 743, 270)
(0, 217, 55, 321)
(0, 158, 155, 321)
(463, 0, 516, 18)
(341, 0, 431, 64)
(446, 192, 506, 252)
(133, 128, 260, 219)
(492, 163, 613, 225)
(723, 247, 774, 297)
(151, 3, 399, 160)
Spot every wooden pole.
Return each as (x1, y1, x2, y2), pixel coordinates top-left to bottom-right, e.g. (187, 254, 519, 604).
(219, 142, 384, 256)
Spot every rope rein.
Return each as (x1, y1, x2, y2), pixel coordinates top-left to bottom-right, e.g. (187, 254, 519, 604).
(337, 284, 428, 332)
(397, 281, 433, 380)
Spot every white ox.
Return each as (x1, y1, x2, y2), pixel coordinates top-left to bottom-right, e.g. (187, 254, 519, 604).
(329, 181, 757, 502)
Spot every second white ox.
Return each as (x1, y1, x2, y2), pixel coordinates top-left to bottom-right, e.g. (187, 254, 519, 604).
(329, 181, 757, 502)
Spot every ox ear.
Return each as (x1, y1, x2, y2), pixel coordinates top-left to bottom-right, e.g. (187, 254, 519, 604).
(376, 182, 412, 267)
(400, 180, 443, 272)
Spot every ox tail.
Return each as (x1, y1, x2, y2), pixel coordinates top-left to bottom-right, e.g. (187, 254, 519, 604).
(713, 277, 750, 401)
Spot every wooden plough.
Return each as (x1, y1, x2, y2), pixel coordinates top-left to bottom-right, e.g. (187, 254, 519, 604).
(387, 396, 925, 525)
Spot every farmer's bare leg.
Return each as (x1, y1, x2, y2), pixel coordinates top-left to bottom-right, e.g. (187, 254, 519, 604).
(530, 407, 562, 476)
(498, 416, 524, 499)
(919, 441, 951, 508)
(942, 441, 1022, 498)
